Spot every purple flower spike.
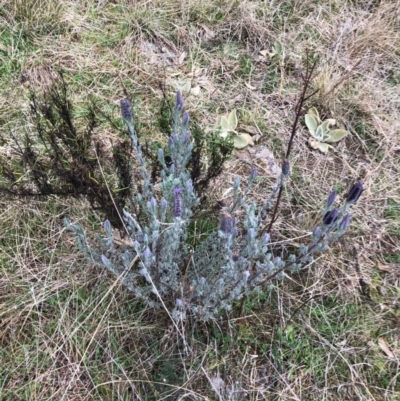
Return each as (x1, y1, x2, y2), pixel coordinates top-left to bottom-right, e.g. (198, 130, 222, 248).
(250, 168, 258, 181)
(346, 181, 364, 204)
(104, 219, 112, 233)
(176, 91, 184, 110)
(183, 130, 190, 143)
(220, 213, 233, 234)
(326, 190, 336, 208)
(143, 247, 152, 260)
(120, 98, 133, 122)
(282, 159, 290, 176)
(182, 111, 189, 125)
(168, 136, 174, 150)
(173, 187, 182, 217)
(323, 207, 339, 226)
(339, 214, 351, 231)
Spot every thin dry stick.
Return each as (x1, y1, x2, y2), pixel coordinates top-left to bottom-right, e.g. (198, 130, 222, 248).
(263, 58, 319, 236)
(237, 59, 319, 319)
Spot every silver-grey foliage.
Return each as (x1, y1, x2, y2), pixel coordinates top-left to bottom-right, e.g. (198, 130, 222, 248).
(65, 93, 363, 322)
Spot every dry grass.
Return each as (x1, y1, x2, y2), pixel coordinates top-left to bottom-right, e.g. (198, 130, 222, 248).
(0, 0, 399, 399)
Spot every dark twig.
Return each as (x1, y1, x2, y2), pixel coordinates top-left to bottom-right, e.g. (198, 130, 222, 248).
(267, 58, 318, 234)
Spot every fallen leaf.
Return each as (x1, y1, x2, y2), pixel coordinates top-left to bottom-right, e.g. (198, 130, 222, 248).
(239, 125, 259, 135)
(308, 139, 320, 149)
(377, 263, 391, 272)
(190, 85, 201, 96)
(378, 337, 395, 359)
(253, 134, 261, 142)
(260, 49, 269, 57)
(198, 23, 216, 40)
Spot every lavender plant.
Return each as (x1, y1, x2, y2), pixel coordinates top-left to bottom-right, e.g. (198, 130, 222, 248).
(65, 92, 363, 322)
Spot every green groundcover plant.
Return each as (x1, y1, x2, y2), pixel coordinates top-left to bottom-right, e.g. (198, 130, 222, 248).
(65, 92, 363, 322)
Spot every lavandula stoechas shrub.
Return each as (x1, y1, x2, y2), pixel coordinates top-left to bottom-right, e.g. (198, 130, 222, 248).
(65, 93, 364, 322)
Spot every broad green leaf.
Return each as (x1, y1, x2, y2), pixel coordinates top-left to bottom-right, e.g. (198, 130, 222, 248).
(227, 109, 238, 130)
(219, 131, 229, 139)
(317, 142, 330, 153)
(315, 125, 324, 141)
(273, 40, 283, 56)
(305, 114, 318, 134)
(220, 115, 230, 133)
(324, 129, 348, 142)
(233, 133, 252, 149)
(220, 109, 238, 134)
(240, 133, 254, 146)
(320, 118, 336, 137)
(307, 107, 320, 123)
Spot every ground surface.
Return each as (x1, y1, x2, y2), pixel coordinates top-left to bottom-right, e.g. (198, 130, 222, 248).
(0, 1, 399, 400)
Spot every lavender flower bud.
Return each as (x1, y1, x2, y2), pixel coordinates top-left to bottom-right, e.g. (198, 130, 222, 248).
(199, 277, 206, 286)
(182, 111, 189, 125)
(183, 130, 190, 143)
(168, 136, 174, 150)
(220, 213, 233, 234)
(176, 298, 184, 308)
(243, 270, 250, 281)
(160, 198, 167, 210)
(150, 197, 157, 209)
(176, 91, 184, 110)
(103, 219, 112, 234)
(143, 247, 151, 260)
(120, 98, 133, 122)
(323, 207, 339, 226)
(346, 181, 364, 204)
(250, 168, 258, 181)
(326, 190, 336, 208)
(282, 159, 290, 176)
(339, 214, 351, 231)
(173, 187, 182, 217)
